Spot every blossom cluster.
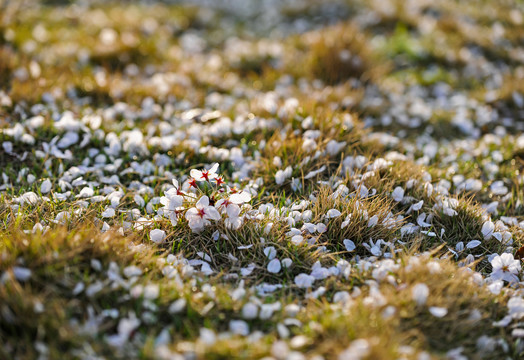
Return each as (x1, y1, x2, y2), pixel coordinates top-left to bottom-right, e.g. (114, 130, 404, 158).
(158, 163, 253, 233)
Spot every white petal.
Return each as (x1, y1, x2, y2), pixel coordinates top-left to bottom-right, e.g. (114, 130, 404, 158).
(392, 187, 404, 202)
(13, 266, 32, 281)
(412, 283, 429, 306)
(367, 215, 379, 228)
(41, 179, 52, 194)
(190, 169, 203, 180)
(281, 258, 293, 268)
(264, 246, 277, 259)
(209, 163, 219, 175)
(229, 320, 249, 336)
(291, 235, 304, 245)
(196, 196, 209, 208)
(326, 209, 341, 219)
(102, 208, 116, 218)
(267, 259, 281, 273)
(150, 229, 166, 244)
(205, 206, 221, 221)
(294, 273, 315, 288)
(230, 192, 251, 204)
(226, 204, 241, 218)
(134, 194, 145, 207)
(466, 240, 481, 249)
(343, 239, 356, 252)
(242, 303, 258, 319)
(482, 220, 495, 239)
(429, 307, 447, 318)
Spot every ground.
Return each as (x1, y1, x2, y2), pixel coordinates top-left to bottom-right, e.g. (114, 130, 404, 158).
(1, 0, 524, 359)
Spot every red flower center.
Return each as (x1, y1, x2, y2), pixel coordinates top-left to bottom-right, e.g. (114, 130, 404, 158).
(197, 208, 206, 218)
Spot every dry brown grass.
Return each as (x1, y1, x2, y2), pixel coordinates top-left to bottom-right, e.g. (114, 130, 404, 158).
(300, 21, 389, 85)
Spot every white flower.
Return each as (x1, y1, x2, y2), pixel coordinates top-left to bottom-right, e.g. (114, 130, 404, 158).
(268, 259, 281, 273)
(185, 196, 221, 232)
(362, 238, 385, 257)
(412, 283, 429, 306)
(490, 253, 520, 283)
(41, 179, 52, 194)
(190, 163, 219, 181)
(392, 187, 404, 202)
(294, 273, 315, 288)
(150, 229, 166, 244)
(216, 198, 241, 218)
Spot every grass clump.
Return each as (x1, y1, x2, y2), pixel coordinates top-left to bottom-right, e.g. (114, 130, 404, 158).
(302, 22, 381, 85)
(311, 186, 404, 257)
(386, 255, 513, 358)
(151, 211, 323, 283)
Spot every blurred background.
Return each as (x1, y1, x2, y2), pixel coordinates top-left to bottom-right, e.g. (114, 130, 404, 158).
(1, 0, 524, 138)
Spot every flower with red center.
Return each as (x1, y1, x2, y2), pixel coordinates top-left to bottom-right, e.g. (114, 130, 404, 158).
(215, 176, 225, 186)
(185, 195, 221, 232)
(190, 163, 219, 182)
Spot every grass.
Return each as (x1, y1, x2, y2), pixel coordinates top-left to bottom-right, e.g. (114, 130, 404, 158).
(1, 227, 516, 359)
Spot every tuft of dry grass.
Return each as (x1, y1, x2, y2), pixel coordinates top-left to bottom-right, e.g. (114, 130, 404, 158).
(386, 255, 511, 358)
(312, 186, 404, 256)
(301, 22, 389, 85)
